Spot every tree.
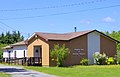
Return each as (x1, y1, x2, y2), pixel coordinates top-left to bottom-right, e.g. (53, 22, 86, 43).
(0, 31, 24, 44)
(50, 44, 70, 67)
(5, 31, 12, 44)
(21, 35, 24, 41)
(17, 31, 21, 42)
(0, 33, 5, 44)
(0, 44, 7, 59)
(12, 31, 18, 43)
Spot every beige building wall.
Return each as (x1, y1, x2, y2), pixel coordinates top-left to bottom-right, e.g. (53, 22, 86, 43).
(28, 36, 49, 66)
(100, 35, 117, 57)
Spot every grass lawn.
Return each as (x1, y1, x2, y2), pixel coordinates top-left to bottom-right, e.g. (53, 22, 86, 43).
(0, 72, 10, 77)
(25, 65, 120, 77)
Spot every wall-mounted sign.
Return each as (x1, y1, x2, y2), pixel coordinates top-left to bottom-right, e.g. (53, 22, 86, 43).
(79, 53, 86, 55)
(74, 49, 80, 51)
(73, 53, 79, 56)
(73, 52, 85, 56)
(73, 48, 85, 56)
(74, 48, 84, 51)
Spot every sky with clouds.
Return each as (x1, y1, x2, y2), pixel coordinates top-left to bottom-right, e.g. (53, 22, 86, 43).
(0, 0, 120, 39)
(102, 17, 115, 22)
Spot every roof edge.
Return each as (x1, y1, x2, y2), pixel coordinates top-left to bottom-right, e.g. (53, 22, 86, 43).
(48, 29, 120, 43)
(94, 30, 120, 43)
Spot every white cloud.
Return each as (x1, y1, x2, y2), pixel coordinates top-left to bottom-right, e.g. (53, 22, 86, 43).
(80, 20, 90, 24)
(102, 17, 115, 22)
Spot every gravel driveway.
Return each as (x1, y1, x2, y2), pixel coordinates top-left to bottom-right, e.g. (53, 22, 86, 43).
(0, 64, 57, 77)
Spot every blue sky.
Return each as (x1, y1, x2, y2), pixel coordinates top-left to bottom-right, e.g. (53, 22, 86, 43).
(0, 0, 120, 39)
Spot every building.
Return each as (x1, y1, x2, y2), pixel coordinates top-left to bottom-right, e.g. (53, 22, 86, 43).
(2, 30, 119, 66)
(2, 40, 27, 62)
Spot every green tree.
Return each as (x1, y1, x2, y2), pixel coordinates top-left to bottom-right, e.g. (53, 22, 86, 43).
(21, 35, 24, 41)
(0, 31, 24, 59)
(0, 33, 5, 44)
(17, 31, 21, 42)
(5, 31, 13, 44)
(50, 44, 70, 67)
(0, 44, 7, 59)
(12, 31, 18, 43)
(0, 31, 24, 44)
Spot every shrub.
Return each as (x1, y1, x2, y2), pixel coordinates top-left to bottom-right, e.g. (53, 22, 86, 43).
(80, 58, 90, 65)
(50, 44, 70, 67)
(114, 51, 120, 64)
(113, 57, 117, 64)
(107, 57, 114, 65)
(94, 52, 108, 65)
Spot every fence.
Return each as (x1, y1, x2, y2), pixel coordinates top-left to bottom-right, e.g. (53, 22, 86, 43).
(5, 57, 42, 66)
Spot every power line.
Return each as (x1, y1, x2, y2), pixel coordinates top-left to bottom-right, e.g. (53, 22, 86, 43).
(0, 21, 16, 30)
(0, 4, 120, 20)
(0, 0, 106, 11)
(0, 21, 28, 36)
(0, 21, 30, 40)
(0, 26, 7, 32)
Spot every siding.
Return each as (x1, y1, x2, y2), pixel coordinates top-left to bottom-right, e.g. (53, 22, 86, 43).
(100, 35, 116, 57)
(49, 34, 88, 66)
(68, 34, 88, 66)
(3, 49, 13, 58)
(3, 45, 27, 58)
(28, 36, 49, 66)
(13, 45, 27, 58)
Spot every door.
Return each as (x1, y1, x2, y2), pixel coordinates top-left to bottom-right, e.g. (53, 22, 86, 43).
(34, 46, 42, 57)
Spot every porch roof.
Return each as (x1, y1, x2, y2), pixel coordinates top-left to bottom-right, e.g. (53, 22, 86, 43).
(2, 40, 28, 50)
(11, 40, 28, 46)
(2, 45, 13, 49)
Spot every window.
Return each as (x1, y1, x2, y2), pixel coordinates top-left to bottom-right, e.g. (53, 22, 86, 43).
(36, 49, 38, 53)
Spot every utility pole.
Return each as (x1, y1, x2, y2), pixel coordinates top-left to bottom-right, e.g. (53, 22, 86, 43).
(28, 33, 30, 38)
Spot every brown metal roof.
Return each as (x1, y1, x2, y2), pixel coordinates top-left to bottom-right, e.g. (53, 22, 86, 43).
(35, 30, 120, 43)
(35, 30, 93, 41)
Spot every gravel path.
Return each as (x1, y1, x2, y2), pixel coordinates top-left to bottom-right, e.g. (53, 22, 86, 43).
(0, 64, 57, 77)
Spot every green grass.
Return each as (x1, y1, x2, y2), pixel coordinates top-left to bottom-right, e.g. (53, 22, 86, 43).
(0, 72, 10, 77)
(24, 65, 120, 77)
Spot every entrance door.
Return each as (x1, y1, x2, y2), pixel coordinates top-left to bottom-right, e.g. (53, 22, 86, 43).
(34, 46, 42, 57)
